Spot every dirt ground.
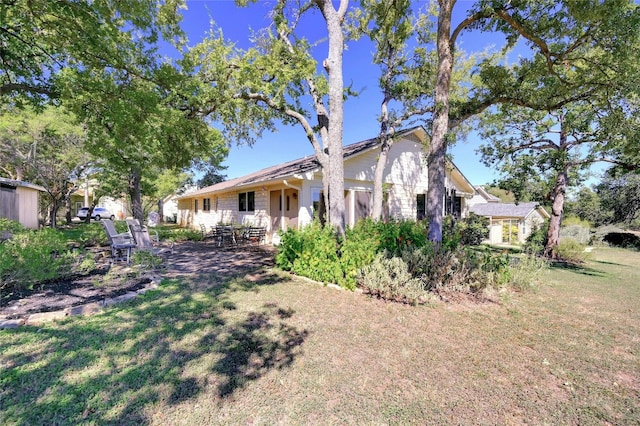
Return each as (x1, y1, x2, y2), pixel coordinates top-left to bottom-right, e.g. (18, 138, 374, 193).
(0, 241, 276, 320)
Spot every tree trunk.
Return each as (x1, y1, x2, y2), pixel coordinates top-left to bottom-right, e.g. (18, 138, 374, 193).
(48, 194, 60, 228)
(371, 137, 391, 220)
(319, 0, 347, 235)
(64, 190, 73, 224)
(544, 169, 568, 258)
(129, 169, 144, 224)
(427, 0, 454, 243)
(158, 198, 164, 223)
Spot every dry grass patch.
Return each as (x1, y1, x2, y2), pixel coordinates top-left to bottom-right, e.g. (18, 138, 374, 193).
(1, 248, 638, 425)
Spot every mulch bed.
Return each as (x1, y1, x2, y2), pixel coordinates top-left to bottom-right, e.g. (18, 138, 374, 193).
(0, 241, 276, 321)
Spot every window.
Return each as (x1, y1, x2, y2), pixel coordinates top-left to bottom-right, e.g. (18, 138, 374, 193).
(194, 199, 199, 212)
(239, 191, 255, 212)
(416, 194, 426, 220)
(203, 198, 211, 211)
(312, 188, 326, 224)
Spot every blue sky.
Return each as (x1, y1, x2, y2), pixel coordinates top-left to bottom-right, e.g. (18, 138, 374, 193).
(175, 0, 508, 185)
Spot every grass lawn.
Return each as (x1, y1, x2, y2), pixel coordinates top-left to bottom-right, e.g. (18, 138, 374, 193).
(1, 247, 638, 425)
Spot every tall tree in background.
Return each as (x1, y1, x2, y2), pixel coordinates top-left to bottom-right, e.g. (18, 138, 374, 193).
(597, 171, 640, 228)
(64, 68, 228, 224)
(188, 0, 350, 234)
(476, 0, 640, 257)
(0, 106, 92, 227)
(411, 0, 639, 245)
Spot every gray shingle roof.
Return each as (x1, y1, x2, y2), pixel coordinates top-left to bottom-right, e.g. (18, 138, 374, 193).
(469, 202, 547, 218)
(179, 127, 420, 199)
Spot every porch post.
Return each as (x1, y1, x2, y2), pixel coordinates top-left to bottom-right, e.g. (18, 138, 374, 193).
(281, 188, 286, 232)
(349, 189, 355, 228)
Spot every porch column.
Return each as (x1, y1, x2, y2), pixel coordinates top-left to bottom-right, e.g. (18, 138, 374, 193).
(349, 189, 355, 228)
(281, 188, 286, 232)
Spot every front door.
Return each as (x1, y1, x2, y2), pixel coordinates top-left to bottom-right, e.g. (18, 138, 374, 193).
(270, 189, 299, 232)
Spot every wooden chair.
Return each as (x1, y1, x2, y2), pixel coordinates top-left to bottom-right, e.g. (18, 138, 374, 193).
(101, 219, 137, 264)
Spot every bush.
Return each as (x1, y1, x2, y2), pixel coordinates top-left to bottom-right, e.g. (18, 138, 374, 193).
(560, 224, 591, 245)
(443, 214, 489, 247)
(357, 253, 424, 304)
(376, 219, 428, 255)
(509, 255, 548, 292)
(562, 215, 592, 228)
(160, 227, 203, 242)
(553, 237, 590, 263)
(276, 221, 343, 286)
(76, 222, 109, 247)
(0, 218, 26, 234)
(524, 222, 549, 255)
(0, 228, 77, 290)
(602, 232, 640, 250)
(592, 225, 624, 245)
(340, 219, 382, 289)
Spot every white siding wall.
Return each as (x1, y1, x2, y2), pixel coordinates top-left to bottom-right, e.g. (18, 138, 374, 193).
(16, 186, 40, 229)
(175, 134, 475, 239)
(523, 210, 546, 241)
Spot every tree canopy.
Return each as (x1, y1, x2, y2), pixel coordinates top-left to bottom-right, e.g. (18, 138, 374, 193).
(0, 0, 185, 104)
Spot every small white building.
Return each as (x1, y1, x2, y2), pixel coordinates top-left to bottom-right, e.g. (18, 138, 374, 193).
(0, 177, 46, 229)
(469, 202, 550, 245)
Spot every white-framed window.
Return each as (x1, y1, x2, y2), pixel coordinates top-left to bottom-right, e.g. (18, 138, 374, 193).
(239, 191, 255, 212)
(203, 198, 211, 211)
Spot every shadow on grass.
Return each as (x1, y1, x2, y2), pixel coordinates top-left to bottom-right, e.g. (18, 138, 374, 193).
(550, 261, 608, 277)
(0, 265, 308, 425)
(593, 260, 627, 267)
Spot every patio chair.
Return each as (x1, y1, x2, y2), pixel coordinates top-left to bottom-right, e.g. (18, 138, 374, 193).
(199, 224, 223, 246)
(102, 219, 137, 264)
(216, 225, 237, 247)
(127, 221, 173, 256)
(242, 226, 267, 246)
(146, 212, 160, 243)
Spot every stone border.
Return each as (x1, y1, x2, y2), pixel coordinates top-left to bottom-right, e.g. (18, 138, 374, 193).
(0, 275, 161, 329)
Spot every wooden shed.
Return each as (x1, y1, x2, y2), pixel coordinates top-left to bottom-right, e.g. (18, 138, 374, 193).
(0, 177, 46, 229)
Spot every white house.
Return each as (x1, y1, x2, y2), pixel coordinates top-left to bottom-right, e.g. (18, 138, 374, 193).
(176, 127, 476, 243)
(469, 200, 550, 244)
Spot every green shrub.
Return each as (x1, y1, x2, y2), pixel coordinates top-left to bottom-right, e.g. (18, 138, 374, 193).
(275, 227, 304, 271)
(76, 222, 109, 246)
(377, 219, 428, 255)
(602, 232, 640, 250)
(562, 215, 592, 228)
(0, 228, 76, 289)
(443, 214, 489, 247)
(553, 237, 590, 263)
(277, 219, 429, 289)
(276, 221, 343, 286)
(401, 245, 474, 293)
(357, 253, 425, 305)
(0, 218, 26, 234)
(524, 221, 549, 255)
(340, 219, 382, 289)
(592, 225, 624, 246)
